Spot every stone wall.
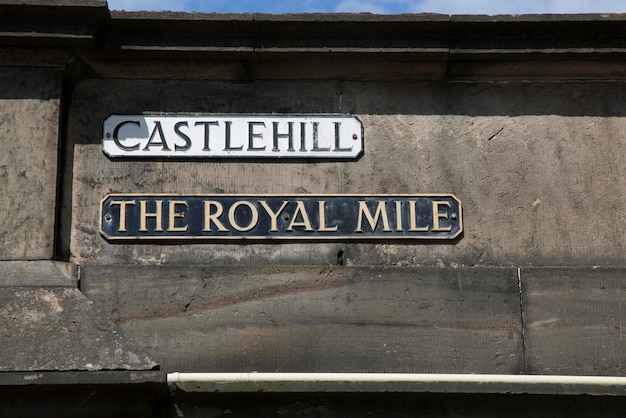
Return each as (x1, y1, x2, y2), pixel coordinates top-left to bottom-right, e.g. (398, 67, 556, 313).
(66, 80, 626, 267)
(68, 77, 626, 377)
(1, 3, 626, 416)
(0, 68, 60, 260)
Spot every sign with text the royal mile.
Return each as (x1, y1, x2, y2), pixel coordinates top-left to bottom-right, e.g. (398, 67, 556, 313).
(100, 194, 463, 241)
(102, 114, 363, 158)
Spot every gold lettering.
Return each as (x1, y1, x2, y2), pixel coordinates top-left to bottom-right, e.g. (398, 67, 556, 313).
(228, 201, 259, 232)
(286, 201, 314, 231)
(317, 200, 338, 232)
(168, 200, 188, 232)
(259, 200, 289, 232)
(109, 200, 135, 233)
(409, 201, 429, 232)
(203, 201, 229, 232)
(356, 201, 391, 232)
(395, 201, 403, 232)
(139, 200, 163, 232)
(432, 201, 452, 232)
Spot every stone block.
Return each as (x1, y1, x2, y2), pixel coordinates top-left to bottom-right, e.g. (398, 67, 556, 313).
(0, 260, 75, 287)
(521, 267, 626, 375)
(0, 68, 61, 260)
(81, 265, 522, 373)
(0, 261, 157, 372)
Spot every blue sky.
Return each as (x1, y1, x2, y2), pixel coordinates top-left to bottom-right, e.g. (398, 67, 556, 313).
(107, 0, 626, 14)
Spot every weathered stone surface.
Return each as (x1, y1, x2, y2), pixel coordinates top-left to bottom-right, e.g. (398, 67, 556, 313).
(0, 370, 164, 386)
(0, 371, 166, 418)
(171, 378, 626, 397)
(170, 392, 626, 418)
(0, 261, 157, 372)
(66, 80, 625, 267)
(0, 286, 158, 371)
(81, 265, 522, 373)
(6, 5, 626, 417)
(0, 0, 108, 48)
(521, 267, 626, 376)
(0, 68, 61, 260)
(0, 261, 76, 287)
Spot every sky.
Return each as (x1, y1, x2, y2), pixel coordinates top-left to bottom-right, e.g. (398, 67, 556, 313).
(107, 0, 626, 14)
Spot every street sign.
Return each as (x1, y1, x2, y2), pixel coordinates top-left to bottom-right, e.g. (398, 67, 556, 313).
(102, 114, 363, 159)
(100, 194, 463, 241)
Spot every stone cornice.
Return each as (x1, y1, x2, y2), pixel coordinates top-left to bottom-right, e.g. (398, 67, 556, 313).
(2, 1, 626, 80)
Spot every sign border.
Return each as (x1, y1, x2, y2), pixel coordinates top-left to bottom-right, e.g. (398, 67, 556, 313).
(102, 113, 365, 160)
(99, 193, 463, 241)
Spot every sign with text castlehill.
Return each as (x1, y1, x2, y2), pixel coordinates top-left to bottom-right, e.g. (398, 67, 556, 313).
(100, 194, 462, 241)
(102, 114, 363, 158)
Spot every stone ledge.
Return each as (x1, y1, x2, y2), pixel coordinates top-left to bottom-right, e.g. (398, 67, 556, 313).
(0, 370, 167, 418)
(0, 370, 164, 386)
(171, 391, 626, 418)
(0, 261, 76, 287)
(0, 0, 109, 48)
(3, 3, 626, 80)
(171, 375, 626, 396)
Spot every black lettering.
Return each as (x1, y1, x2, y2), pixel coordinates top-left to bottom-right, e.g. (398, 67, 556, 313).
(174, 121, 192, 151)
(223, 121, 242, 151)
(195, 121, 219, 151)
(248, 121, 266, 151)
(112, 120, 141, 151)
(272, 121, 294, 152)
(311, 121, 330, 151)
(333, 121, 352, 152)
(299, 122, 307, 151)
(143, 121, 171, 151)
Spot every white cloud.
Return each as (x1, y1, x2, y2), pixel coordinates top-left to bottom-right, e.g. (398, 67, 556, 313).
(108, 0, 338, 13)
(333, 0, 397, 13)
(107, 0, 179, 11)
(108, 0, 626, 14)
(408, 0, 626, 14)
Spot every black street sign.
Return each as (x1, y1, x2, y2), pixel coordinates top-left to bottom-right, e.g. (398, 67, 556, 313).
(100, 194, 462, 241)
